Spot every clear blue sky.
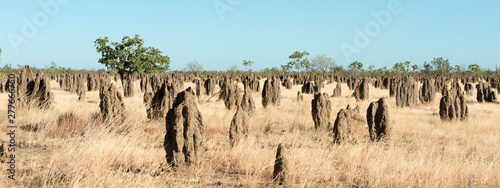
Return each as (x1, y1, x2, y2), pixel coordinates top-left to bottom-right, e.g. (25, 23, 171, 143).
(1, 0, 499, 71)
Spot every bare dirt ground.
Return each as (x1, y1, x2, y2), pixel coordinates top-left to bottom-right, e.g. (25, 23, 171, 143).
(1, 79, 499, 187)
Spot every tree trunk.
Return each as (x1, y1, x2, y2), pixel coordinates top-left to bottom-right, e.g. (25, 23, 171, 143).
(118, 69, 125, 85)
(496, 65, 499, 76)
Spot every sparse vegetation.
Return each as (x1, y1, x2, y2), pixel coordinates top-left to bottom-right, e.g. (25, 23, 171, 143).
(242, 59, 254, 71)
(311, 54, 336, 76)
(185, 61, 204, 74)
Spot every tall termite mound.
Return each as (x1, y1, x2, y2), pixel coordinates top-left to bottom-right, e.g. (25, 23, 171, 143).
(419, 78, 435, 104)
(333, 105, 364, 144)
(477, 81, 497, 103)
(204, 78, 216, 96)
(440, 86, 468, 121)
(164, 87, 204, 167)
(272, 143, 288, 185)
(282, 77, 293, 89)
(17, 66, 54, 109)
(99, 83, 125, 124)
(311, 92, 332, 130)
(219, 77, 241, 110)
(195, 78, 204, 97)
(262, 76, 281, 108)
(77, 75, 86, 101)
(332, 83, 342, 97)
(240, 85, 256, 116)
(229, 107, 249, 147)
(367, 98, 390, 141)
(395, 77, 419, 107)
(351, 79, 369, 101)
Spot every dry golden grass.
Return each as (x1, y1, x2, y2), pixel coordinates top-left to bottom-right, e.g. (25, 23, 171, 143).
(1, 79, 499, 187)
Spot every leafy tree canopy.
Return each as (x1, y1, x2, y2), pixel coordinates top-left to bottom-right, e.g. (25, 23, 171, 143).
(348, 61, 363, 71)
(329, 65, 344, 75)
(411, 64, 419, 72)
(430, 57, 452, 75)
(311, 54, 336, 75)
(287, 51, 310, 73)
(242, 59, 254, 71)
(393, 62, 406, 72)
(94, 35, 169, 80)
(185, 61, 203, 73)
(468, 64, 481, 72)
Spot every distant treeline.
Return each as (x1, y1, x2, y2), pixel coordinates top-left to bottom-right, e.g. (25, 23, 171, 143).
(0, 60, 498, 77)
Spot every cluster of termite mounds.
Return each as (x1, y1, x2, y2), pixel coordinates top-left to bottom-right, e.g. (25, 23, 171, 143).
(351, 78, 369, 101)
(439, 81, 468, 121)
(5, 65, 500, 184)
(394, 76, 420, 107)
(309, 78, 390, 144)
(333, 105, 365, 144)
(4, 66, 55, 110)
(219, 77, 241, 110)
(143, 76, 182, 120)
(476, 81, 497, 103)
(300, 76, 324, 94)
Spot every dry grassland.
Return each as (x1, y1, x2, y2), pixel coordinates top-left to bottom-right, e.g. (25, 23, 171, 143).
(1, 79, 499, 187)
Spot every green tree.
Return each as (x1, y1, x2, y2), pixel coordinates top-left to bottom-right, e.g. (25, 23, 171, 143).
(497, 64, 499, 76)
(46, 62, 58, 74)
(404, 61, 411, 72)
(94, 35, 170, 82)
(311, 54, 336, 76)
(329, 65, 344, 75)
(430, 57, 451, 76)
(287, 51, 310, 73)
(453, 65, 462, 74)
(376, 66, 390, 76)
(348, 61, 363, 71)
(280, 64, 292, 73)
(368, 65, 375, 71)
(242, 59, 254, 71)
(411, 64, 419, 72)
(0, 48, 2, 65)
(185, 61, 203, 74)
(393, 62, 406, 72)
(468, 64, 481, 73)
(423, 61, 433, 73)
